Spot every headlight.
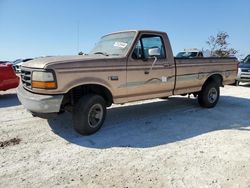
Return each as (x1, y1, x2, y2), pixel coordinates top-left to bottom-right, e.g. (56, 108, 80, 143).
(32, 71, 57, 89)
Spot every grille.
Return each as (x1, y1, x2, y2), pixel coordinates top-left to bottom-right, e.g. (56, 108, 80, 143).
(241, 73, 250, 76)
(241, 69, 250, 72)
(21, 69, 32, 88)
(241, 77, 250, 80)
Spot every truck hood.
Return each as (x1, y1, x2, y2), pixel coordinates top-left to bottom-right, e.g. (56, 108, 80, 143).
(22, 55, 114, 69)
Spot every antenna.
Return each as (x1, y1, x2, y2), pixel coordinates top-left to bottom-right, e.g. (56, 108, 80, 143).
(77, 22, 79, 53)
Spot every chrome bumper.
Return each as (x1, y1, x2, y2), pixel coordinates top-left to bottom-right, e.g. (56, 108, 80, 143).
(17, 86, 63, 113)
(236, 68, 250, 82)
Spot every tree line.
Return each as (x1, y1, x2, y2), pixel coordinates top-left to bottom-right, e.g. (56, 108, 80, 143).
(206, 31, 238, 57)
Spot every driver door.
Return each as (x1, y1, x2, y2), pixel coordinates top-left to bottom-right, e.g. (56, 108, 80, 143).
(126, 34, 175, 102)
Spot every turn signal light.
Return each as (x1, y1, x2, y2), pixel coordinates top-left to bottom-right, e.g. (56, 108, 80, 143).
(32, 81, 57, 89)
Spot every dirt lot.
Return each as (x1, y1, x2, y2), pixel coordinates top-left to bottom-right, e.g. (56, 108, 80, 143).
(0, 85, 250, 188)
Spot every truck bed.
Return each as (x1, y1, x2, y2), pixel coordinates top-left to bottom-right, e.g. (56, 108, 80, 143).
(173, 57, 238, 94)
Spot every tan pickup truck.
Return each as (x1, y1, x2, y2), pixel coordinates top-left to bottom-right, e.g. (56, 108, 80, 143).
(17, 30, 238, 135)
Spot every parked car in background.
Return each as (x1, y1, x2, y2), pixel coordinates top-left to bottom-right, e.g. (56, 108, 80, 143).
(0, 61, 11, 64)
(12, 59, 22, 72)
(235, 54, 250, 86)
(13, 58, 33, 73)
(0, 63, 19, 91)
(176, 48, 204, 58)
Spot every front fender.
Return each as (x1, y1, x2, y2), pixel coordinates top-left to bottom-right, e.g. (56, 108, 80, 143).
(64, 77, 114, 94)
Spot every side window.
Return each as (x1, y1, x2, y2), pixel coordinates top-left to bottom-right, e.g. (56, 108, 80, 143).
(132, 35, 166, 60)
(141, 36, 166, 59)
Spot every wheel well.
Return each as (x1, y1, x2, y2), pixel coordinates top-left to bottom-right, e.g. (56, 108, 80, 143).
(204, 74, 223, 87)
(61, 84, 113, 110)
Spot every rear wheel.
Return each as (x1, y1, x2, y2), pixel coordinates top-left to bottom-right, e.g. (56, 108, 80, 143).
(198, 82, 220, 108)
(73, 94, 106, 135)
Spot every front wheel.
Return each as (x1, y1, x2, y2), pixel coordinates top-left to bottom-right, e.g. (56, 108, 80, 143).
(198, 82, 220, 108)
(73, 94, 106, 135)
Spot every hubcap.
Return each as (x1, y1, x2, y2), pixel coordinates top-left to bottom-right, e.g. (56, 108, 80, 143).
(208, 88, 218, 103)
(88, 104, 103, 128)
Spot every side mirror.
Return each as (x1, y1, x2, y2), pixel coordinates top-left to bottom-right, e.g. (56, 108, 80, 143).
(145, 48, 161, 75)
(148, 47, 161, 57)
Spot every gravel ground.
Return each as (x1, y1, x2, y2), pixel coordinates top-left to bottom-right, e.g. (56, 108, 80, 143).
(0, 85, 250, 188)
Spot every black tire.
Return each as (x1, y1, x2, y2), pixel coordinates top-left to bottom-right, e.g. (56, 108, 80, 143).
(73, 94, 106, 135)
(198, 82, 220, 108)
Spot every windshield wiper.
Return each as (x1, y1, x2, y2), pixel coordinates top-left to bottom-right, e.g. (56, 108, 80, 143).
(93, 52, 109, 56)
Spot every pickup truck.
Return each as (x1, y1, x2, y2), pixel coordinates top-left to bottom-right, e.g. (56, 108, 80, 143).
(0, 63, 19, 91)
(176, 48, 204, 58)
(17, 30, 238, 135)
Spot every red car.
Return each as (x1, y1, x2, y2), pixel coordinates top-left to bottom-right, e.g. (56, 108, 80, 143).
(0, 63, 20, 91)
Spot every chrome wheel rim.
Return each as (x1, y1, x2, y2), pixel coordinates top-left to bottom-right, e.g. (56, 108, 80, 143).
(208, 88, 218, 103)
(88, 104, 103, 128)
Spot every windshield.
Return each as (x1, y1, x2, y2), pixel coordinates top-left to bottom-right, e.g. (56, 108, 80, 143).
(242, 55, 250, 64)
(176, 52, 198, 58)
(90, 31, 136, 56)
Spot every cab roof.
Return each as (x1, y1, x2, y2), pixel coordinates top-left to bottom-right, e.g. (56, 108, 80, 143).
(103, 30, 166, 37)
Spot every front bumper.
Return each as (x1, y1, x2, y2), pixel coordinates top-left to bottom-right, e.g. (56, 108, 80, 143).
(17, 86, 64, 113)
(236, 70, 250, 82)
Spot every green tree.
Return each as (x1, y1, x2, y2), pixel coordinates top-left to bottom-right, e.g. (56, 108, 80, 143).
(206, 31, 237, 57)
